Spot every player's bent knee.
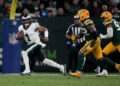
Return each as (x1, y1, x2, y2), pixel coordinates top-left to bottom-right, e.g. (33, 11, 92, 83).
(97, 57, 103, 61)
(40, 57, 45, 62)
(102, 50, 108, 56)
(21, 51, 28, 57)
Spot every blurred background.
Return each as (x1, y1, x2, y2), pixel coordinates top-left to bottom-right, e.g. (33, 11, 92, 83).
(0, 0, 120, 73)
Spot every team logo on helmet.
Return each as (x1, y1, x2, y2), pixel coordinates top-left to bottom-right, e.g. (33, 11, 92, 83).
(22, 15, 31, 29)
(101, 11, 113, 22)
(80, 12, 83, 15)
(105, 13, 109, 15)
(77, 9, 90, 21)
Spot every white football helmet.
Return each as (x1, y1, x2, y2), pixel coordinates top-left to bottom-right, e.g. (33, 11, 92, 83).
(22, 15, 31, 29)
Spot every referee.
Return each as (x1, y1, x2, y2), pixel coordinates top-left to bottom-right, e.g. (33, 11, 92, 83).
(66, 15, 86, 73)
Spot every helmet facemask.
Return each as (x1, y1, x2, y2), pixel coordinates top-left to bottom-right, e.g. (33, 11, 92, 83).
(22, 15, 31, 29)
(101, 11, 113, 22)
(101, 17, 106, 22)
(77, 9, 90, 22)
(22, 19, 31, 29)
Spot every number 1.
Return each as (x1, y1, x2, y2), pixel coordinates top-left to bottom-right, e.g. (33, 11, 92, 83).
(26, 34, 31, 41)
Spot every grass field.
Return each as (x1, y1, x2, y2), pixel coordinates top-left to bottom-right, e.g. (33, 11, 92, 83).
(0, 73, 120, 86)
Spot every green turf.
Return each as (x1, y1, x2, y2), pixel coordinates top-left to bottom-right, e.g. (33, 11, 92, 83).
(0, 73, 120, 86)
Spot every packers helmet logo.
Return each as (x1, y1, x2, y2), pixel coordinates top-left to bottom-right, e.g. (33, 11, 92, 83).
(80, 12, 83, 15)
(101, 11, 113, 22)
(77, 9, 90, 21)
(105, 13, 109, 15)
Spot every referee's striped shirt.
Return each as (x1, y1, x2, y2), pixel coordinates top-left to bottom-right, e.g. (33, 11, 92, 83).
(66, 24, 86, 43)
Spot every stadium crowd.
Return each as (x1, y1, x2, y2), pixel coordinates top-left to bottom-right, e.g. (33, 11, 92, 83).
(0, 0, 120, 19)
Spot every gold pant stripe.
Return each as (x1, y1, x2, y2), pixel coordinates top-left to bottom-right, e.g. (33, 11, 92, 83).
(80, 37, 103, 59)
(80, 42, 92, 54)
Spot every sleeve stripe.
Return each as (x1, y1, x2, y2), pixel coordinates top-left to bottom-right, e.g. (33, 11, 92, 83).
(104, 21, 112, 26)
(85, 21, 93, 26)
(66, 24, 74, 33)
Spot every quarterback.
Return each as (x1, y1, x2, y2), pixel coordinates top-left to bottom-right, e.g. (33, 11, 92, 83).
(16, 15, 66, 75)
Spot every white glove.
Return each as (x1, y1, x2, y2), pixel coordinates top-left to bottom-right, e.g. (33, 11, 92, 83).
(41, 43, 46, 48)
(35, 40, 46, 48)
(99, 33, 104, 39)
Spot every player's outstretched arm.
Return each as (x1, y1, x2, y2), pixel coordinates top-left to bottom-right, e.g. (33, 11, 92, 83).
(36, 26, 47, 32)
(36, 26, 49, 42)
(100, 24, 113, 39)
(65, 34, 71, 39)
(86, 25, 98, 47)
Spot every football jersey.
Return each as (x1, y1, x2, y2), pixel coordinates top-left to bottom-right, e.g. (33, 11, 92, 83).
(103, 19, 120, 46)
(81, 18, 97, 40)
(18, 22, 43, 45)
(66, 23, 86, 43)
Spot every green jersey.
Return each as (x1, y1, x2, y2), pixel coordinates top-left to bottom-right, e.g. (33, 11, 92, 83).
(81, 18, 97, 41)
(104, 19, 120, 46)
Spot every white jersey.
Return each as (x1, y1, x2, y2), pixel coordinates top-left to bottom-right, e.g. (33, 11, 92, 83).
(18, 22, 44, 46)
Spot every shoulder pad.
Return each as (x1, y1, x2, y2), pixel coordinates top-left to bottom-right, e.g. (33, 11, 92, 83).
(84, 19, 93, 26)
(18, 25, 24, 31)
(104, 20, 112, 26)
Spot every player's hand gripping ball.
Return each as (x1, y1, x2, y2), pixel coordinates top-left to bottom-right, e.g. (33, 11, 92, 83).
(16, 30, 24, 40)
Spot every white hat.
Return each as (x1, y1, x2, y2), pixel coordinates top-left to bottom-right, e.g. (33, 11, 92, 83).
(74, 15, 79, 19)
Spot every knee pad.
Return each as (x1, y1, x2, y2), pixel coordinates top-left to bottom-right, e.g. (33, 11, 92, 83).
(103, 53, 108, 57)
(21, 51, 28, 57)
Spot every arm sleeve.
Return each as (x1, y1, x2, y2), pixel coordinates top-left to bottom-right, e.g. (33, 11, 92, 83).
(35, 22, 40, 29)
(100, 27, 113, 39)
(86, 24, 98, 40)
(81, 28, 87, 34)
(18, 26, 23, 31)
(18, 26, 25, 34)
(90, 31, 98, 40)
(66, 26, 72, 35)
(16, 26, 24, 38)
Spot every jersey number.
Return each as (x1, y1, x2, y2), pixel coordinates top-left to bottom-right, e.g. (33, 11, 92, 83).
(25, 34, 31, 41)
(114, 21, 120, 31)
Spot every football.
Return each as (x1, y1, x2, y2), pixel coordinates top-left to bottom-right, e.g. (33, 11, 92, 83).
(16, 30, 24, 40)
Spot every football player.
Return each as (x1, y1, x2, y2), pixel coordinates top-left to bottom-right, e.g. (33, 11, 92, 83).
(70, 9, 120, 78)
(16, 15, 66, 75)
(98, 11, 120, 76)
(66, 15, 86, 74)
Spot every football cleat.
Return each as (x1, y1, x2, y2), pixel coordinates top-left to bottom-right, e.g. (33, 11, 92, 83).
(95, 66, 101, 74)
(60, 64, 66, 76)
(20, 70, 31, 75)
(20, 72, 31, 76)
(115, 64, 120, 72)
(96, 69, 108, 77)
(69, 71, 72, 75)
(69, 71, 82, 78)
